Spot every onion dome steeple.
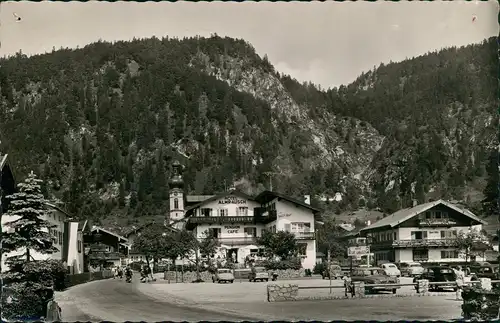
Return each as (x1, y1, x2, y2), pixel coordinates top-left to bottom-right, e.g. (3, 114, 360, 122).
(169, 160, 184, 189)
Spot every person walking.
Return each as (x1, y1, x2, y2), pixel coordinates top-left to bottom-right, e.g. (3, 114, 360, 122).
(45, 288, 62, 322)
(455, 265, 465, 301)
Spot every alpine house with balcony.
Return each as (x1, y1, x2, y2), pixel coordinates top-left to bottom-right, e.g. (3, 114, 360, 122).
(166, 161, 321, 269)
(359, 199, 489, 265)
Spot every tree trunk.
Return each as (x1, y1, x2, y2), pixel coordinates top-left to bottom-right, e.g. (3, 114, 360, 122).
(195, 250, 201, 281)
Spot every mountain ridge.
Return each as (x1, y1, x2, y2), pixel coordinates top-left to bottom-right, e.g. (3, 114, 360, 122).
(0, 35, 496, 233)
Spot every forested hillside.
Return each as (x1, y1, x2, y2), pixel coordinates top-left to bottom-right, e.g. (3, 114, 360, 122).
(0, 35, 496, 232)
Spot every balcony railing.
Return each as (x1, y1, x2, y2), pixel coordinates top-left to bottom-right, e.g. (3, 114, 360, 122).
(371, 238, 458, 248)
(293, 231, 316, 240)
(215, 237, 258, 246)
(187, 216, 255, 225)
(418, 219, 457, 227)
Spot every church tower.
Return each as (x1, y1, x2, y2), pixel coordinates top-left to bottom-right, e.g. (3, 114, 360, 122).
(168, 160, 185, 228)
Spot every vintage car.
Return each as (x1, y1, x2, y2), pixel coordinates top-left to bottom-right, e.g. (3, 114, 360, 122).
(322, 264, 343, 280)
(400, 262, 425, 277)
(413, 266, 457, 291)
(248, 266, 269, 282)
(470, 264, 499, 280)
(380, 263, 401, 277)
(212, 268, 235, 284)
(351, 267, 400, 294)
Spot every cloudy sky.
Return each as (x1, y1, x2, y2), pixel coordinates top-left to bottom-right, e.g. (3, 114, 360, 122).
(0, 1, 497, 89)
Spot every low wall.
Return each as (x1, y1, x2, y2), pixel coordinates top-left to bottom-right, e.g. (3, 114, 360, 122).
(64, 270, 114, 288)
(267, 284, 299, 302)
(266, 279, 469, 302)
(163, 271, 213, 283)
(162, 268, 306, 283)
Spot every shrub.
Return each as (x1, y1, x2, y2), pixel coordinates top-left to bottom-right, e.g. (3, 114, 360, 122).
(305, 269, 312, 277)
(1, 282, 52, 321)
(313, 262, 327, 275)
(461, 286, 500, 321)
(262, 257, 302, 270)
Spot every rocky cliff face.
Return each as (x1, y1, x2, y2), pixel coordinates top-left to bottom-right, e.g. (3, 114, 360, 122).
(0, 36, 496, 232)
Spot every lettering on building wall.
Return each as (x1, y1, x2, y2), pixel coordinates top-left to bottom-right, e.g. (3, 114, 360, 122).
(278, 212, 292, 218)
(218, 198, 247, 205)
(224, 225, 240, 234)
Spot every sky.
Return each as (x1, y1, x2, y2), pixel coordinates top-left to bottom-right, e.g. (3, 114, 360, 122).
(0, 1, 497, 89)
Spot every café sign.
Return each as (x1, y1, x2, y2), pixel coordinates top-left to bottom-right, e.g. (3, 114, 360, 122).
(223, 225, 240, 235)
(218, 197, 247, 205)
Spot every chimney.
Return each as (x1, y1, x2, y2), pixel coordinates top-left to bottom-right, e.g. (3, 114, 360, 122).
(412, 199, 418, 207)
(365, 220, 371, 226)
(304, 195, 311, 205)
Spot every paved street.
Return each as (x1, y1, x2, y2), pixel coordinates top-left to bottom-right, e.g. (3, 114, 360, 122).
(58, 275, 464, 321)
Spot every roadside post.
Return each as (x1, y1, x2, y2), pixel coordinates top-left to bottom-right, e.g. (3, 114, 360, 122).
(327, 250, 332, 294)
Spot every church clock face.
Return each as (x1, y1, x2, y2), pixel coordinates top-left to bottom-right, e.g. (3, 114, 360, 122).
(173, 192, 178, 196)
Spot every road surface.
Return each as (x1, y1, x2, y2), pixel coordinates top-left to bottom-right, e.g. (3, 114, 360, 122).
(58, 276, 464, 321)
(56, 277, 258, 321)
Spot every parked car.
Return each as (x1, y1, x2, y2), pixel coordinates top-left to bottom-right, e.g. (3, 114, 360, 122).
(322, 264, 343, 280)
(212, 268, 235, 284)
(400, 262, 425, 277)
(470, 264, 498, 280)
(248, 266, 269, 282)
(380, 263, 401, 277)
(351, 267, 400, 294)
(413, 266, 457, 291)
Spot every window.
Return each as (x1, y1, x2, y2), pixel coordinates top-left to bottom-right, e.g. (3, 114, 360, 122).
(413, 249, 429, 261)
(78, 240, 82, 253)
(271, 225, 277, 233)
(425, 212, 432, 219)
(201, 208, 211, 217)
(208, 228, 221, 238)
(244, 227, 257, 236)
(237, 207, 249, 217)
(173, 198, 179, 210)
(411, 231, 428, 240)
(435, 211, 442, 219)
(441, 250, 459, 259)
(284, 223, 291, 232)
(393, 232, 397, 240)
(291, 222, 311, 232)
(297, 243, 307, 256)
(58, 232, 63, 245)
(218, 209, 228, 217)
(440, 230, 457, 239)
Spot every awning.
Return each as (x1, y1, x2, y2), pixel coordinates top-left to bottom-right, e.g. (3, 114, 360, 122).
(241, 245, 259, 250)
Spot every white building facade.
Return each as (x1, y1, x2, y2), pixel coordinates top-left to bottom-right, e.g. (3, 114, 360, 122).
(360, 200, 489, 265)
(168, 161, 320, 270)
(1, 203, 83, 273)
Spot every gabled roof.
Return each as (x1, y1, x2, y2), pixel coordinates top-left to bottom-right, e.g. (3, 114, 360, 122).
(185, 190, 256, 212)
(78, 220, 90, 232)
(45, 202, 71, 219)
(254, 190, 322, 215)
(186, 195, 215, 203)
(0, 154, 8, 169)
(124, 221, 178, 237)
(360, 199, 487, 232)
(91, 226, 129, 242)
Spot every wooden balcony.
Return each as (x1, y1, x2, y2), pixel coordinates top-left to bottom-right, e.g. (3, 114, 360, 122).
(371, 238, 458, 249)
(216, 237, 258, 246)
(418, 219, 457, 227)
(293, 231, 316, 240)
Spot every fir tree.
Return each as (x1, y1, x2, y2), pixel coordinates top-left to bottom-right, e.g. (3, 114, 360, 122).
(2, 171, 58, 280)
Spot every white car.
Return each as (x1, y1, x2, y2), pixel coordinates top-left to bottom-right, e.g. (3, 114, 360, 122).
(400, 262, 424, 277)
(380, 263, 401, 277)
(212, 268, 235, 284)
